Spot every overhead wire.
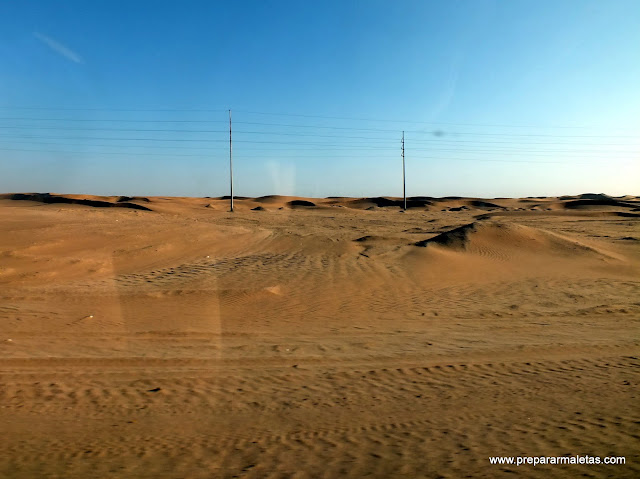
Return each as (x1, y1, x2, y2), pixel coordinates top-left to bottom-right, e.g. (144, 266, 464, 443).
(0, 104, 620, 133)
(0, 108, 636, 167)
(1, 139, 634, 155)
(1, 121, 637, 144)
(232, 109, 640, 131)
(0, 147, 570, 164)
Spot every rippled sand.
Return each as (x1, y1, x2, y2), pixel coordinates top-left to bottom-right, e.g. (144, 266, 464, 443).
(1, 193, 638, 478)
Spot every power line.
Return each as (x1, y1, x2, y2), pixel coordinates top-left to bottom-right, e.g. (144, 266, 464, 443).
(425, 131, 637, 139)
(0, 140, 220, 150)
(1, 132, 635, 149)
(0, 126, 617, 147)
(0, 124, 401, 141)
(0, 109, 636, 171)
(403, 137, 640, 147)
(231, 129, 395, 141)
(2, 106, 637, 131)
(2, 139, 634, 156)
(235, 155, 633, 165)
(0, 146, 503, 160)
(396, 146, 637, 156)
(4, 116, 637, 140)
(0, 147, 556, 163)
(4, 147, 634, 166)
(0, 125, 227, 133)
(1, 124, 637, 147)
(1, 117, 637, 140)
(0, 117, 225, 123)
(0, 106, 229, 113)
(1, 138, 636, 158)
(0, 147, 215, 158)
(233, 109, 640, 131)
(234, 120, 640, 138)
(235, 120, 410, 134)
(0, 135, 227, 143)
(233, 130, 640, 148)
(1, 134, 637, 157)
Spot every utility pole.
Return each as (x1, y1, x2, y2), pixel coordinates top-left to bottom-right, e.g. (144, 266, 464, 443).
(402, 131, 406, 211)
(229, 109, 233, 212)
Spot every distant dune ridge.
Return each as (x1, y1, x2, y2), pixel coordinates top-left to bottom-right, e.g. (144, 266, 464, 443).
(2, 192, 638, 215)
(2, 193, 152, 211)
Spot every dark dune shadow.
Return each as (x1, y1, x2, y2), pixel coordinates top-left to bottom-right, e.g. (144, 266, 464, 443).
(287, 200, 316, 207)
(577, 193, 613, 200)
(562, 199, 638, 209)
(255, 195, 285, 203)
(408, 196, 437, 202)
(352, 197, 433, 208)
(414, 223, 477, 249)
(5, 193, 152, 211)
(117, 196, 150, 203)
(467, 200, 506, 209)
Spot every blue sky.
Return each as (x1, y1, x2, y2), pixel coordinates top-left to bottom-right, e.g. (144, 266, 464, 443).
(0, 0, 638, 197)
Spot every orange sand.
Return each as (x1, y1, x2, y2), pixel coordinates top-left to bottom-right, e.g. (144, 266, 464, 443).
(0, 193, 638, 478)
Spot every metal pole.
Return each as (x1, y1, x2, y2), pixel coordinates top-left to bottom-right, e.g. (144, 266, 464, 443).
(229, 109, 233, 212)
(402, 131, 406, 211)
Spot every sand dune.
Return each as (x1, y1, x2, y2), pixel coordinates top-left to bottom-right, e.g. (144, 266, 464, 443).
(413, 221, 620, 259)
(0, 193, 639, 478)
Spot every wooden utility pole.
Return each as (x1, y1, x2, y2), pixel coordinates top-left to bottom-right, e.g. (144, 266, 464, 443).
(229, 109, 234, 212)
(402, 131, 406, 211)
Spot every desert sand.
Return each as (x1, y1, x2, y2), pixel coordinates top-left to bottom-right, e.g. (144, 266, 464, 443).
(0, 192, 638, 478)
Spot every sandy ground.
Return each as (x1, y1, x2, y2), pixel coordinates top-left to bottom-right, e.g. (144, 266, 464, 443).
(0, 193, 638, 478)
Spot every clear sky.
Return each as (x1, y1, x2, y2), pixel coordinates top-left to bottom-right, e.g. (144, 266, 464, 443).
(0, 0, 638, 198)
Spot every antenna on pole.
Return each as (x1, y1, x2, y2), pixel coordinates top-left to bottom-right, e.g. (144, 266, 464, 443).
(402, 131, 406, 211)
(229, 109, 234, 212)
